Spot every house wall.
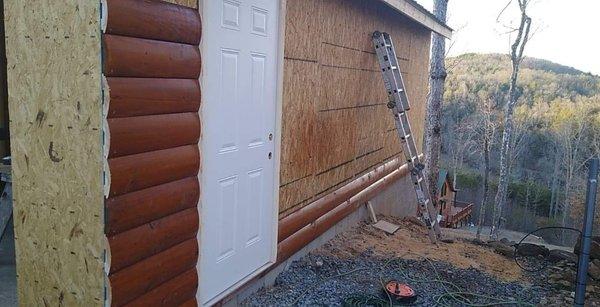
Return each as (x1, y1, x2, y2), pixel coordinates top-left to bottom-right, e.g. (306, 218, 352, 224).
(279, 0, 431, 217)
(102, 0, 201, 306)
(6, 0, 434, 305)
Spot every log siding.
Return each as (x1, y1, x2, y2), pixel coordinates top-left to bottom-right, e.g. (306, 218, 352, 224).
(102, 0, 201, 305)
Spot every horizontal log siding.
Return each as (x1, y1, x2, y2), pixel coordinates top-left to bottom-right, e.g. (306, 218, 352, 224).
(102, 0, 201, 306)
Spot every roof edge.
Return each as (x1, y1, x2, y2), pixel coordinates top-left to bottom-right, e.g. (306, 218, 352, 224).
(381, 0, 453, 39)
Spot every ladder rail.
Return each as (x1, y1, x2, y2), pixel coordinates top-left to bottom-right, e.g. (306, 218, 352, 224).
(372, 31, 442, 243)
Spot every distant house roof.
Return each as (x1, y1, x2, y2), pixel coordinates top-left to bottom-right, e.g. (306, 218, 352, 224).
(380, 0, 453, 39)
(437, 169, 457, 192)
(437, 169, 449, 191)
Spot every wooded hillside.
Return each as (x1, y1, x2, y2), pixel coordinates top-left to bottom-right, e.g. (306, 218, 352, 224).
(442, 53, 600, 244)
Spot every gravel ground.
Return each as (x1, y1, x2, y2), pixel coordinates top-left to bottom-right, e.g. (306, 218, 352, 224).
(244, 249, 549, 306)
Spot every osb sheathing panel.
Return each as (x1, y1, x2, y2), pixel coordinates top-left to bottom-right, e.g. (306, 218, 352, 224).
(164, 0, 198, 9)
(279, 0, 432, 215)
(5, 1, 105, 306)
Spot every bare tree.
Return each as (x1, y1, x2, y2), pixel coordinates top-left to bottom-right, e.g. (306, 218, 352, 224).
(490, 0, 532, 239)
(424, 0, 449, 201)
(476, 98, 497, 241)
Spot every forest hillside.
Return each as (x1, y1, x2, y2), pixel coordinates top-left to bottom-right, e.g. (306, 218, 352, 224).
(442, 53, 600, 244)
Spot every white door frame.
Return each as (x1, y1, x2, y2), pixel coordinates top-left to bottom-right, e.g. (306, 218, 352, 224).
(196, 0, 286, 305)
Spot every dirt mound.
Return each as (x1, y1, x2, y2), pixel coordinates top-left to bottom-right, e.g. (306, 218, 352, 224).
(317, 216, 525, 281)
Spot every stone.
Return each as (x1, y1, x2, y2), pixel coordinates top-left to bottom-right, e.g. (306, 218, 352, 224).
(516, 243, 549, 257)
(548, 249, 578, 263)
(555, 279, 573, 290)
(574, 236, 600, 260)
(489, 241, 514, 258)
(441, 238, 455, 244)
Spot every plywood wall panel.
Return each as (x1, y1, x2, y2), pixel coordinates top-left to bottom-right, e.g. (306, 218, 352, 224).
(284, 0, 321, 61)
(314, 109, 357, 175)
(5, 1, 105, 305)
(280, 60, 318, 185)
(279, 0, 432, 210)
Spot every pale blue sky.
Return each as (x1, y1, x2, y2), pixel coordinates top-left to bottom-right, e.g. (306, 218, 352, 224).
(416, 0, 600, 75)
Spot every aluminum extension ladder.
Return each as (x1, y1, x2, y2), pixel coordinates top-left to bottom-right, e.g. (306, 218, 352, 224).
(372, 31, 442, 244)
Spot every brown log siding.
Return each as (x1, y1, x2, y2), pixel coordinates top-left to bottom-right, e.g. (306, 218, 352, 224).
(102, 0, 201, 305)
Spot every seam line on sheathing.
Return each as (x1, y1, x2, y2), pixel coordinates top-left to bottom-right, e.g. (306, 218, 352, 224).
(319, 102, 385, 112)
(315, 159, 354, 177)
(279, 174, 312, 188)
(284, 56, 318, 63)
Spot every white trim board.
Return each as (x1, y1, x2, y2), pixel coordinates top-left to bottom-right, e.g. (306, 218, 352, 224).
(381, 0, 452, 38)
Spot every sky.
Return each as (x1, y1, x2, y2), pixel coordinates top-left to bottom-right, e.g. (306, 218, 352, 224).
(415, 0, 600, 75)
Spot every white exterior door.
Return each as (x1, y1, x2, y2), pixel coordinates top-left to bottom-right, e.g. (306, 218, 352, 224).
(199, 0, 280, 304)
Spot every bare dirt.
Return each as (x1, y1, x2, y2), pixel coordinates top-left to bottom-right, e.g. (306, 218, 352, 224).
(317, 216, 525, 282)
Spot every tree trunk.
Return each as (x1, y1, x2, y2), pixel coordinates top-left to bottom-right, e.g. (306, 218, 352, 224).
(549, 151, 560, 217)
(524, 179, 531, 231)
(476, 137, 490, 240)
(424, 0, 448, 202)
(490, 1, 531, 239)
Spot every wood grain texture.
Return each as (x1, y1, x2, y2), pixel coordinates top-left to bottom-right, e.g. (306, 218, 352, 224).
(279, 0, 431, 213)
(124, 268, 198, 307)
(105, 177, 199, 235)
(109, 239, 198, 306)
(104, 0, 201, 45)
(103, 34, 201, 78)
(5, 1, 105, 305)
(108, 145, 199, 197)
(179, 298, 198, 307)
(107, 208, 198, 273)
(106, 77, 200, 118)
(108, 113, 200, 157)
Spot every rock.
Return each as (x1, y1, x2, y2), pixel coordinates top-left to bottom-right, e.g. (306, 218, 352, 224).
(590, 259, 600, 280)
(441, 238, 455, 244)
(555, 279, 573, 290)
(489, 241, 514, 258)
(548, 249, 578, 263)
(516, 243, 550, 257)
(574, 236, 600, 260)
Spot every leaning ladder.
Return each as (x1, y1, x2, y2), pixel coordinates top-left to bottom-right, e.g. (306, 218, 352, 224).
(372, 31, 442, 243)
